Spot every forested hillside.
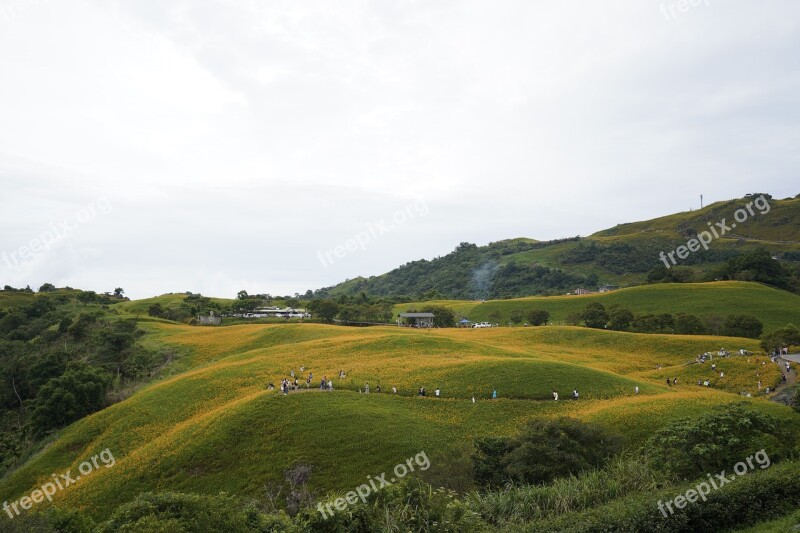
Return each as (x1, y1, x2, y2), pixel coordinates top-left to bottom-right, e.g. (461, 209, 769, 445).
(318, 194, 800, 300)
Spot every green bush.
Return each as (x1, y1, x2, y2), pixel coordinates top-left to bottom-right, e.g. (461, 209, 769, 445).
(528, 460, 800, 532)
(472, 418, 622, 487)
(99, 492, 283, 532)
(644, 403, 794, 480)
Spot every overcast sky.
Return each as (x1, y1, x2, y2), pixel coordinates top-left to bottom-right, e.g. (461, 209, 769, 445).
(0, 0, 798, 299)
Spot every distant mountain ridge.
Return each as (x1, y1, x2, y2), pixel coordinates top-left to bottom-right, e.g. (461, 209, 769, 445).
(316, 194, 800, 300)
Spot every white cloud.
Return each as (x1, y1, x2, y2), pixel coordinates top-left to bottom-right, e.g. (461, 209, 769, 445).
(0, 0, 798, 298)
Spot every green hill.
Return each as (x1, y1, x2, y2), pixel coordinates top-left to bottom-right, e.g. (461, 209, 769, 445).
(1, 322, 795, 525)
(394, 281, 800, 332)
(319, 194, 800, 300)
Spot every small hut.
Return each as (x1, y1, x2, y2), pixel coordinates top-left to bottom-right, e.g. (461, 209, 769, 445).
(397, 312, 435, 328)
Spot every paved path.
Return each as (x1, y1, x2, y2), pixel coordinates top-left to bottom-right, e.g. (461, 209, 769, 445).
(782, 353, 800, 364)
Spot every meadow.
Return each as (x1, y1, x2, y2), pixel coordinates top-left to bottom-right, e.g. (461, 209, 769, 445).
(394, 280, 800, 331)
(1, 320, 796, 525)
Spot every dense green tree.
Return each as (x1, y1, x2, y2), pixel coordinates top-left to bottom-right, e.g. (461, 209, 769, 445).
(645, 403, 791, 480)
(675, 313, 705, 335)
(314, 300, 340, 324)
(30, 365, 111, 436)
(607, 305, 633, 331)
(472, 418, 622, 487)
(581, 303, 608, 329)
(526, 309, 550, 326)
(420, 305, 456, 327)
(724, 314, 763, 338)
(760, 324, 800, 353)
(38, 283, 56, 292)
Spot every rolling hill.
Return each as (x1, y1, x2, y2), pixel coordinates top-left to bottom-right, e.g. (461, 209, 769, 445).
(393, 281, 800, 332)
(319, 194, 800, 300)
(1, 322, 795, 525)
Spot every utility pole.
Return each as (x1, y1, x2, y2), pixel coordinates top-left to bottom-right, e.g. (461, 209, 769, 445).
(700, 194, 703, 209)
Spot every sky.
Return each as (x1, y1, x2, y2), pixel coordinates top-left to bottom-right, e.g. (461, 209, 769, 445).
(0, 0, 798, 299)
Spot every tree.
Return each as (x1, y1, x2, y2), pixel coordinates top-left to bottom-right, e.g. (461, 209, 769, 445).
(607, 305, 633, 331)
(645, 403, 791, 480)
(472, 418, 622, 487)
(724, 314, 763, 339)
(421, 305, 456, 327)
(113, 287, 124, 297)
(38, 283, 56, 292)
(723, 248, 793, 291)
(581, 303, 608, 329)
(704, 314, 724, 336)
(30, 365, 111, 436)
(237, 290, 249, 300)
(509, 309, 524, 324)
(526, 309, 550, 326)
(147, 303, 164, 318)
(76, 290, 97, 303)
(760, 324, 800, 353)
(315, 300, 340, 324)
(675, 313, 705, 335)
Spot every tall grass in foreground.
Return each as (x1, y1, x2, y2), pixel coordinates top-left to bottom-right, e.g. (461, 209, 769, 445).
(466, 455, 661, 525)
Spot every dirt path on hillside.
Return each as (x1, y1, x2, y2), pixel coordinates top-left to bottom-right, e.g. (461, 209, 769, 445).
(768, 354, 797, 406)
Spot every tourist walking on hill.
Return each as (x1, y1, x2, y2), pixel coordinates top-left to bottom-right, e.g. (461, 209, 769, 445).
(635, 386, 639, 395)
(492, 389, 497, 400)
(365, 383, 370, 394)
(434, 388, 440, 397)
(392, 386, 397, 394)
(572, 389, 579, 400)
(553, 390, 559, 401)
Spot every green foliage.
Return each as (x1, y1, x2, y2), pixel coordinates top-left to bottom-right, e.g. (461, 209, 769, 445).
(714, 248, 796, 292)
(607, 305, 634, 331)
(312, 300, 339, 324)
(30, 364, 111, 436)
(297, 478, 486, 532)
(526, 309, 550, 326)
(529, 460, 800, 533)
(581, 303, 608, 329)
(724, 314, 764, 338)
(0, 507, 95, 532)
(760, 324, 800, 353)
(38, 283, 56, 293)
(631, 313, 674, 334)
(644, 403, 794, 480)
(99, 492, 274, 532)
(472, 418, 622, 487)
(420, 305, 456, 327)
(467, 455, 660, 525)
(675, 313, 705, 335)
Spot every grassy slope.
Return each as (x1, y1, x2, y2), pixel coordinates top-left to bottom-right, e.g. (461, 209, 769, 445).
(394, 281, 800, 331)
(1, 323, 796, 523)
